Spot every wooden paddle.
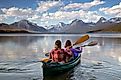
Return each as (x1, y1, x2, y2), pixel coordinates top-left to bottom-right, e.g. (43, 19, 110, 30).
(73, 34, 89, 46)
(40, 57, 50, 62)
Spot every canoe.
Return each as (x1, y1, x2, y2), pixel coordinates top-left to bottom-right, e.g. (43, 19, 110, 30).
(42, 53, 81, 76)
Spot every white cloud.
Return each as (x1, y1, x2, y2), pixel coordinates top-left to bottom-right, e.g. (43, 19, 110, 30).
(0, 7, 36, 23)
(1, 7, 34, 17)
(0, 1, 102, 26)
(28, 15, 40, 20)
(0, 7, 101, 25)
(99, 2, 121, 17)
(0, 1, 63, 24)
(62, 0, 105, 11)
(36, 1, 63, 12)
(41, 10, 101, 24)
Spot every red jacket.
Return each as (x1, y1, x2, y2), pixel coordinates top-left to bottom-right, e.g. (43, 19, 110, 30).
(49, 49, 65, 62)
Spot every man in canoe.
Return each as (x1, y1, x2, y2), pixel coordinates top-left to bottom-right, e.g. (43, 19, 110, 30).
(64, 40, 83, 62)
(49, 40, 66, 63)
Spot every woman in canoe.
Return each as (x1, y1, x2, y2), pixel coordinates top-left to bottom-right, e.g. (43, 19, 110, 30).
(64, 40, 83, 62)
(49, 40, 66, 63)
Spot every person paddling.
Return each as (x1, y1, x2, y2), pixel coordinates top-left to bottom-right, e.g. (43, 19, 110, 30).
(64, 40, 83, 62)
(49, 40, 66, 63)
(64, 40, 74, 62)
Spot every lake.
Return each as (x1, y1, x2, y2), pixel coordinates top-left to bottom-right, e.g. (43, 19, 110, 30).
(0, 33, 121, 80)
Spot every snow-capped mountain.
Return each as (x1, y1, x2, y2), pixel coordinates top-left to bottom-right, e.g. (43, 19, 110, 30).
(70, 19, 85, 24)
(96, 17, 107, 23)
(48, 22, 69, 32)
(109, 17, 121, 23)
(55, 22, 67, 30)
(47, 17, 121, 33)
(10, 20, 47, 32)
(89, 17, 121, 33)
(63, 19, 90, 33)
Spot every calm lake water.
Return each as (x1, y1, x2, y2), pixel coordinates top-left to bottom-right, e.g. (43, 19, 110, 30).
(0, 33, 121, 80)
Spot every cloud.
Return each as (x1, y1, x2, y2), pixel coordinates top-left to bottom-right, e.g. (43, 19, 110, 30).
(0, 1, 63, 19)
(40, 10, 101, 24)
(0, 7, 36, 23)
(0, 0, 102, 25)
(99, 2, 121, 17)
(0, 1, 63, 23)
(36, 1, 63, 12)
(62, 0, 105, 11)
(1, 7, 34, 17)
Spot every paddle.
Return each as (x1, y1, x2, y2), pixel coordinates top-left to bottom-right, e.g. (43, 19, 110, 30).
(40, 57, 50, 62)
(81, 41, 98, 47)
(73, 34, 89, 46)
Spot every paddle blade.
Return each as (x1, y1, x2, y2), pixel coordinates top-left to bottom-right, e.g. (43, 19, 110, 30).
(41, 58, 49, 62)
(87, 41, 98, 46)
(73, 35, 89, 46)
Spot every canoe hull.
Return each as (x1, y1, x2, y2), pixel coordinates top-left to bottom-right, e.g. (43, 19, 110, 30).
(42, 54, 81, 76)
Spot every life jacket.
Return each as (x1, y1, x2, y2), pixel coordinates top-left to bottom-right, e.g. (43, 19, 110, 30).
(50, 49, 65, 62)
(64, 48, 73, 62)
(64, 47, 82, 59)
(64, 48, 73, 57)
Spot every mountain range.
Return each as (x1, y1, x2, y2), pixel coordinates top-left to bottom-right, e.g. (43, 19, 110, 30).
(0, 17, 121, 33)
(0, 20, 47, 33)
(49, 17, 121, 33)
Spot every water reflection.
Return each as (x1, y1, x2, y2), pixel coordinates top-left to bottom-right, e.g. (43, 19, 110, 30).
(83, 37, 121, 65)
(0, 36, 48, 62)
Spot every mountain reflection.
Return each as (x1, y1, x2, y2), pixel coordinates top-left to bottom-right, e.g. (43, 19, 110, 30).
(0, 36, 44, 46)
(0, 36, 44, 62)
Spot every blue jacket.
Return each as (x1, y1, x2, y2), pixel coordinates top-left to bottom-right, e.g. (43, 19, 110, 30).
(70, 47, 82, 58)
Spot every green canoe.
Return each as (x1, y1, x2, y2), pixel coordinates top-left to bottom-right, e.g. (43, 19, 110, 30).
(42, 53, 81, 76)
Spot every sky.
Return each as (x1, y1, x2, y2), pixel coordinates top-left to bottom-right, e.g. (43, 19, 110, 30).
(0, 0, 121, 27)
